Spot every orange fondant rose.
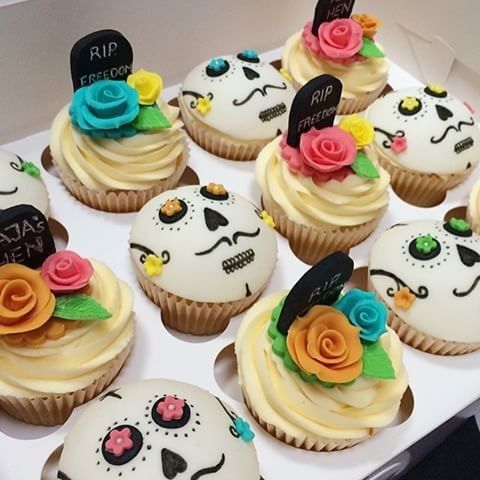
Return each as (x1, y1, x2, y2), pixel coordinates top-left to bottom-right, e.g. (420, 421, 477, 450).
(286, 305, 363, 383)
(352, 14, 381, 39)
(0, 264, 55, 334)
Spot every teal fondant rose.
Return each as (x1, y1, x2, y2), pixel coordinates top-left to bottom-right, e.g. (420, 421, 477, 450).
(335, 289, 387, 342)
(70, 80, 139, 139)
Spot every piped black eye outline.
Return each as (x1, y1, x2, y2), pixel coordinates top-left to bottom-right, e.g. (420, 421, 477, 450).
(158, 199, 188, 224)
(237, 52, 260, 63)
(424, 86, 447, 98)
(443, 222, 473, 238)
(102, 425, 143, 466)
(151, 396, 191, 429)
(408, 237, 441, 260)
(206, 60, 230, 77)
(200, 186, 229, 201)
(398, 98, 422, 116)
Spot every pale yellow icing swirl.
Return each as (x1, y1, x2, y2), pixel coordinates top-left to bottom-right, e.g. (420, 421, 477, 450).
(49, 100, 186, 191)
(282, 31, 389, 98)
(469, 178, 480, 233)
(236, 292, 408, 441)
(256, 137, 390, 227)
(0, 261, 134, 397)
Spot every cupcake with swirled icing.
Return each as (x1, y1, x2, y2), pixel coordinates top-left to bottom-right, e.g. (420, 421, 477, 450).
(50, 69, 188, 212)
(236, 252, 408, 451)
(468, 177, 480, 234)
(0, 250, 134, 425)
(281, 0, 389, 113)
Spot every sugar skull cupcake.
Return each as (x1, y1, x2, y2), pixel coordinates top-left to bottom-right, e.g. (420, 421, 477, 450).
(49, 30, 188, 212)
(365, 84, 480, 207)
(369, 218, 480, 354)
(236, 252, 408, 451)
(57, 379, 259, 480)
(282, 0, 389, 113)
(129, 184, 277, 335)
(179, 50, 295, 160)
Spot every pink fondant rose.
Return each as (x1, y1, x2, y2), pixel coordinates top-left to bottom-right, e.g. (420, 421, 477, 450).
(303, 19, 363, 63)
(281, 127, 356, 183)
(41, 251, 93, 293)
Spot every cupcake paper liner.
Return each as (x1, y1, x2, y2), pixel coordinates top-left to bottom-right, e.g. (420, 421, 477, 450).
(242, 388, 369, 451)
(178, 96, 268, 161)
(47, 145, 189, 213)
(0, 340, 132, 425)
(262, 192, 383, 265)
(136, 271, 265, 335)
(337, 81, 388, 115)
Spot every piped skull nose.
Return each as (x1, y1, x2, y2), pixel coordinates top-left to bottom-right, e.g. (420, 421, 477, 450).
(242, 66, 260, 80)
(161, 448, 187, 479)
(435, 104, 453, 121)
(457, 244, 480, 267)
(204, 207, 229, 231)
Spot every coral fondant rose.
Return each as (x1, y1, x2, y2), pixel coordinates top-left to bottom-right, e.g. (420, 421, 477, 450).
(0, 264, 55, 334)
(286, 305, 363, 383)
(339, 115, 375, 149)
(127, 69, 163, 105)
(41, 251, 94, 293)
(351, 13, 381, 39)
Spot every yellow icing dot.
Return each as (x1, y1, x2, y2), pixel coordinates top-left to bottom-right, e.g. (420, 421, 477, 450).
(427, 83, 445, 94)
(401, 97, 420, 111)
(160, 199, 182, 217)
(144, 254, 163, 277)
(260, 211, 276, 229)
(196, 97, 211, 115)
(206, 183, 226, 196)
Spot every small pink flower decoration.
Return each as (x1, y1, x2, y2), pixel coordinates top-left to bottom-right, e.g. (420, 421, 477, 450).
(41, 251, 94, 293)
(302, 19, 363, 64)
(156, 395, 185, 421)
(281, 128, 355, 183)
(391, 136, 408, 153)
(105, 428, 134, 457)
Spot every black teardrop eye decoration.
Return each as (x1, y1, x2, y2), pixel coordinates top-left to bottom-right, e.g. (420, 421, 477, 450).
(102, 425, 143, 465)
(206, 58, 230, 77)
(152, 395, 191, 429)
(237, 49, 260, 63)
(409, 234, 441, 260)
(159, 198, 188, 224)
(424, 84, 448, 98)
(200, 183, 229, 201)
(398, 97, 422, 116)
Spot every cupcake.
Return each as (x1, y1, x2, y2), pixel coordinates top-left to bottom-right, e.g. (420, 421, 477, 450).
(282, 0, 388, 113)
(57, 379, 259, 480)
(467, 177, 480, 234)
(236, 252, 408, 451)
(365, 84, 480, 207)
(129, 184, 277, 335)
(0, 250, 134, 425)
(179, 50, 295, 160)
(257, 74, 389, 265)
(0, 148, 49, 215)
(49, 30, 188, 212)
(369, 219, 480, 355)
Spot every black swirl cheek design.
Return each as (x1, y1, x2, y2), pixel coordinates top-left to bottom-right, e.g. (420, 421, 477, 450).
(191, 454, 226, 480)
(10, 155, 24, 172)
(369, 269, 429, 299)
(453, 275, 480, 297)
(182, 91, 214, 109)
(129, 243, 171, 266)
(222, 249, 255, 274)
(215, 397, 240, 439)
(373, 127, 406, 149)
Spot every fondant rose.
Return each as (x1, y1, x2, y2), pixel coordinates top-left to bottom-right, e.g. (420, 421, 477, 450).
(286, 305, 363, 383)
(70, 79, 139, 138)
(127, 69, 163, 105)
(351, 13, 381, 39)
(335, 289, 387, 342)
(281, 127, 356, 183)
(339, 115, 375, 149)
(0, 264, 55, 334)
(41, 251, 94, 293)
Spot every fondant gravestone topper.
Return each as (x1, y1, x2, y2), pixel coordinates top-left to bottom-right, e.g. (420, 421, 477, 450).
(312, 0, 356, 34)
(70, 29, 134, 90)
(286, 74, 343, 147)
(277, 251, 354, 334)
(0, 205, 56, 269)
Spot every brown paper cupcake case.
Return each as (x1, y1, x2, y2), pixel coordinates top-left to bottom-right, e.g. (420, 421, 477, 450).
(242, 388, 369, 451)
(262, 192, 383, 265)
(0, 340, 132, 426)
(137, 272, 265, 335)
(47, 145, 189, 213)
(466, 204, 480, 235)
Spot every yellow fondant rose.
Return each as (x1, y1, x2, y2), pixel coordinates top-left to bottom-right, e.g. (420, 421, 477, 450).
(339, 115, 375, 149)
(127, 69, 163, 105)
(286, 305, 363, 383)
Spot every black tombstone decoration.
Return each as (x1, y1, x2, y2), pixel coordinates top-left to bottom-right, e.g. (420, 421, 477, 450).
(70, 29, 134, 91)
(312, 0, 356, 35)
(0, 205, 56, 269)
(277, 252, 354, 335)
(286, 74, 343, 148)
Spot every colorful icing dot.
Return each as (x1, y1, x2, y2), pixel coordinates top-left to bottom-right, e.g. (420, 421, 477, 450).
(260, 210, 276, 229)
(391, 136, 408, 153)
(156, 396, 185, 421)
(427, 83, 445, 95)
(233, 417, 255, 442)
(161, 199, 183, 217)
(105, 428, 134, 457)
(449, 217, 471, 233)
(196, 97, 212, 116)
(22, 161, 41, 178)
(415, 235, 438, 254)
(401, 97, 420, 112)
(242, 49, 258, 60)
(206, 182, 226, 196)
(394, 287, 415, 310)
(208, 57, 227, 72)
(143, 254, 163, 277)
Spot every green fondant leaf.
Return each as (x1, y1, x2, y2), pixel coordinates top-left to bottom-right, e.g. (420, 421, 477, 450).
(132, 105, 171, 131)
(53, 294, 112, 321)
(360, 37, 385, 58)
(352, 151, 380, 179)
(362, 342, 396, 380)
(272, 335, 287, 356)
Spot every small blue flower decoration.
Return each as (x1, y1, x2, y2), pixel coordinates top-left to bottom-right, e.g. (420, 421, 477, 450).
(234, 417, 255, 442)
(335, 289, 387, 342)
(242, 49, 258, 60)
(208, 57, 227, 72)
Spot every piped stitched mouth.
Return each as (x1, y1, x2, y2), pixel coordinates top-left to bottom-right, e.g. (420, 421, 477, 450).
(259, 103, 287, 122)
(222, 249, 254, 274)
(454, 137, 474, 154)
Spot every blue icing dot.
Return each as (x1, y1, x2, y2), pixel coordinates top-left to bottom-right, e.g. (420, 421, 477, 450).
(242, 49, 258, 59)
(208, 57, 226, 72)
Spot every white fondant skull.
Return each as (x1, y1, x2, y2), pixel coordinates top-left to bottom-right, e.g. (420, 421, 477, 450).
(129, 185, 277, 302)
(180, 52, 295, 140)
(369, 219, 480, 343)
(58, 379, 259, 480)
(365, 86, 480, 174)
(0, 149, 49, 214)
